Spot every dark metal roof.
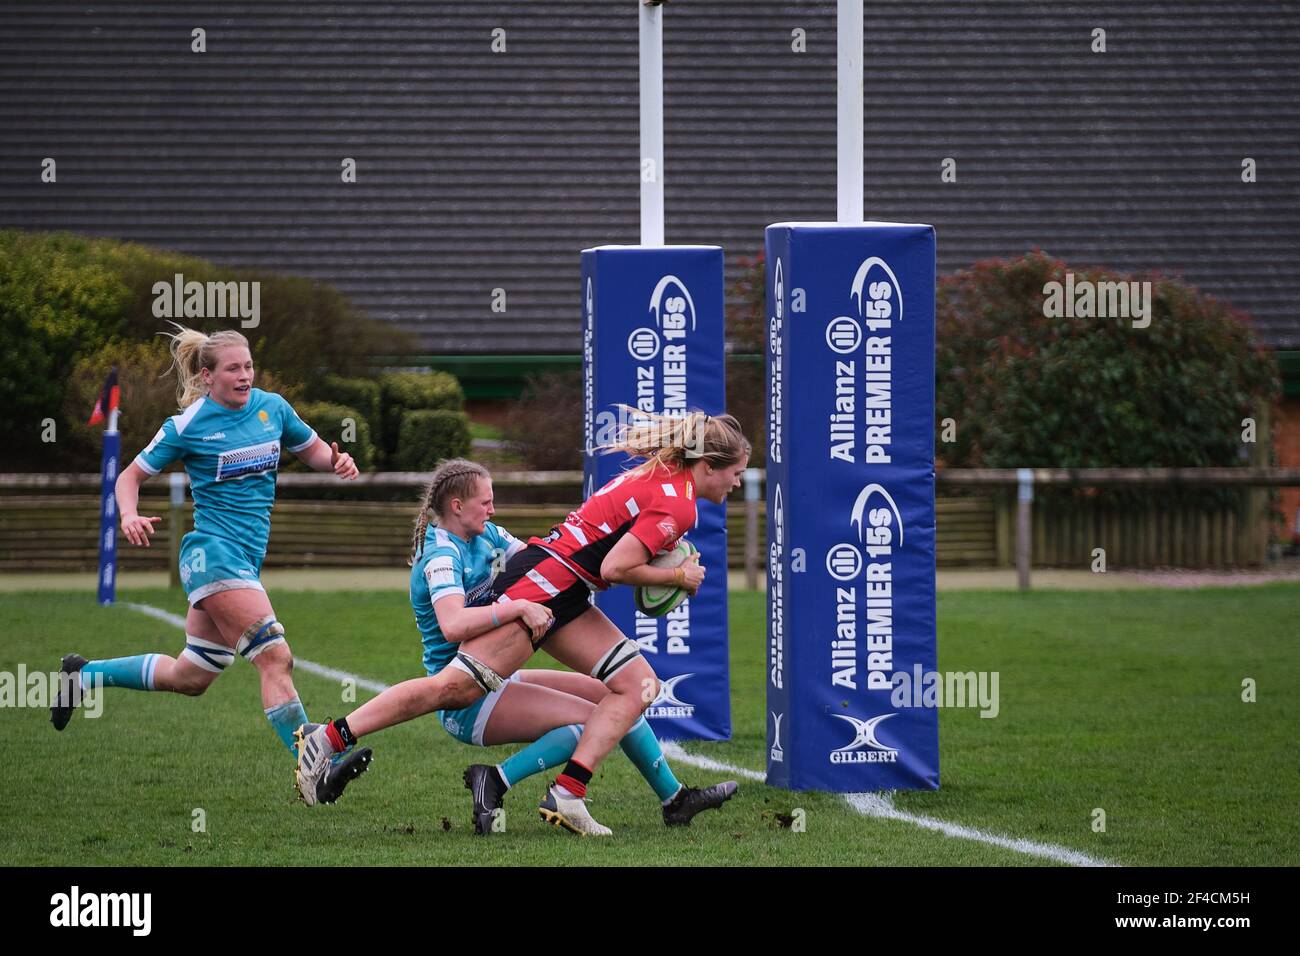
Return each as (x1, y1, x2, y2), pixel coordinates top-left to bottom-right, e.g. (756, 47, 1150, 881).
(2, 1, 1297, 351)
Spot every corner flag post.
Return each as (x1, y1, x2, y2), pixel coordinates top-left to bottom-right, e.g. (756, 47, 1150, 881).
(88, 366, 123, 605)
(96, 407, 120, 606)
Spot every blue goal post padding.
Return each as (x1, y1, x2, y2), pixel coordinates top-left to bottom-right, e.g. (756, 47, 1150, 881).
(764, 222, 939, 791)
(580, 244, 731, 741)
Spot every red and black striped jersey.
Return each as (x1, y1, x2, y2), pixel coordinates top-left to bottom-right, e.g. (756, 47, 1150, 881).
(530, 464, 698, 590)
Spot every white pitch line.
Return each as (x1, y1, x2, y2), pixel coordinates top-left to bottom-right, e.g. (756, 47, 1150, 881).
(660, 741, 764, 781)
(121, 601, 392, 693)
(843, 793, 1114, 867)
(121, 601, 1113, 867)
(665, 741, 1112, 867)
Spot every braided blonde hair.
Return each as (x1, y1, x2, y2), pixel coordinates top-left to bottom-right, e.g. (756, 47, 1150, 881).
(159, 322, 251, 409)
(409, 458, 491, 564)
(600, 407, 750, 478)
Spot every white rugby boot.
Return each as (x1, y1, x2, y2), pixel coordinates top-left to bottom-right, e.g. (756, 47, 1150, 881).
(293, 722, 336, 807)
(538, 782, 613, 836)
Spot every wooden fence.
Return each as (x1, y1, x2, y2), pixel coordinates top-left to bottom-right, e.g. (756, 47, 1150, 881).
(2, 470, 1297, 584)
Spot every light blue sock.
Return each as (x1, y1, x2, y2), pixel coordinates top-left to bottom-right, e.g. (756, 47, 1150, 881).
(264, 698, 309, 760)
(80, 654, 162, 691)
(620, 716, 682, 802)
(497, 724, 581, 787)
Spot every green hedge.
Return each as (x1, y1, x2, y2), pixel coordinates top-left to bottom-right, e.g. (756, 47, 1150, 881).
(379, 370, 465, 457)
(935, 251, 1278, 470)
(1, 231, 133, 464)
(394, 409, 472, 471)
(0, 229, 410, 469)
(289, 400, 378, 472)
(306, 375, 382, 437)
(59, 343, 301, 472)
(935, 252, 1279, 508)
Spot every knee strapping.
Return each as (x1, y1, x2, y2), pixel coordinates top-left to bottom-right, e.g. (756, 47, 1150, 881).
(591, 638, 641, 684)
(181, 634, 236, 673)
(450, 651, 505, 694)
(236, 615, 286, 661)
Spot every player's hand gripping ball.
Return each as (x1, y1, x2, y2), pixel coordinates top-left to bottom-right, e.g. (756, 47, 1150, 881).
(634, 538, 698, 617)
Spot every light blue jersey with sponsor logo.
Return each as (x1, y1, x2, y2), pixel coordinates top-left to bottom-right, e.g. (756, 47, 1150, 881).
(410, 521, 525, 676)
(132, 388, 316, 557)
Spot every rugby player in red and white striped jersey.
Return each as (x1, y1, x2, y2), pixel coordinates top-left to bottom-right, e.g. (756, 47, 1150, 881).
(502, 457, 702, 602)
(293, 410, 751, 835)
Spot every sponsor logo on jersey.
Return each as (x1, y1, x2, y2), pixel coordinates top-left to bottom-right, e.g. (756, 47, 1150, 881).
(424, 556, 457, 590)
(200, 432, 227, 441)
(645, 672, 695, 719)
(829, 712, 898, 764)
(215, 441, 280, 481)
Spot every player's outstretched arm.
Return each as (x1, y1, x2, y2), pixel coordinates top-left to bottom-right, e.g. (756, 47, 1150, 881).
(294, 437, 359, 480)
(115, 461, 163, 547)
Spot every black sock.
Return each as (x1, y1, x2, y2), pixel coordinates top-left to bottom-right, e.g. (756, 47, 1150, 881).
(332, 717, 357, 748)
(556, 759, 594, 797)
(561, 759, 593, 788)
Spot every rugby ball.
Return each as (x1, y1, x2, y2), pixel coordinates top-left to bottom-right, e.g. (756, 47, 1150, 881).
(634, 538, 698, 617)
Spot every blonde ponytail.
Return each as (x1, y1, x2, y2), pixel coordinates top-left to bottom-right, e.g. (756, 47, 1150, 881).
(600, 407, 750, 477)
(159, 323, 250, 409)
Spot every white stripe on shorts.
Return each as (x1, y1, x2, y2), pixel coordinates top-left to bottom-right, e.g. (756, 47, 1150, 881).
(526, 567, 561, 598)
(625, 497, 640, 516)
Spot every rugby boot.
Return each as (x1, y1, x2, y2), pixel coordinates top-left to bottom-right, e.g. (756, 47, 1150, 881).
(294, 722, 337, 807)
(662, 780, 739, 827)
(464, 764, 508, 835)
(538, 782, 612, 836)
(315, 746, 373, 805)
(50, 654, 89, 731)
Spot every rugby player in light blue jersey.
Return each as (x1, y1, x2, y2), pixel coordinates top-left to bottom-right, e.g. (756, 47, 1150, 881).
(398, 458, 736, 835)
(50, 325, 371, 805)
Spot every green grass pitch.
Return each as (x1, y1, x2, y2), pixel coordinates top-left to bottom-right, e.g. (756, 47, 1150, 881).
(1, 585, 1295, 866)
